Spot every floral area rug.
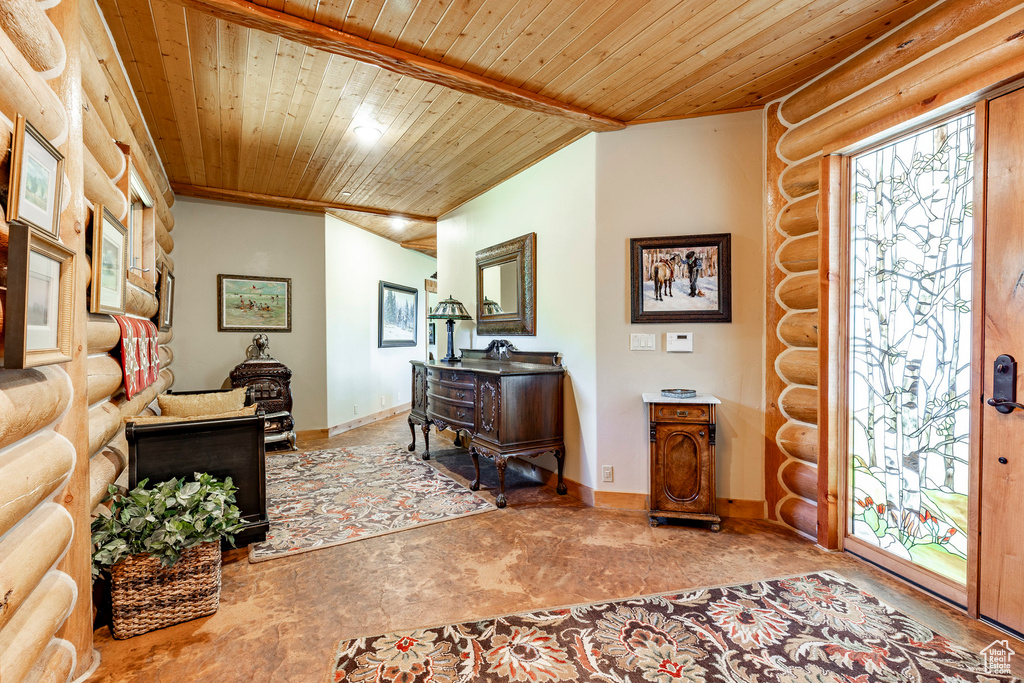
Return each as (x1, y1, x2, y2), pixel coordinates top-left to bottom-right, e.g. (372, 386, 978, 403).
(330, 571, 1016, 682)
(248, 445, 495, 562)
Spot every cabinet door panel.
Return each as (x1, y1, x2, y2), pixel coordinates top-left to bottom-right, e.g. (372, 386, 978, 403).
(654, 423, 711, 513)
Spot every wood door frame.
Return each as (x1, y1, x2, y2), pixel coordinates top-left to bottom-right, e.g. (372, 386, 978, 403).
(820, 105, 983, 609)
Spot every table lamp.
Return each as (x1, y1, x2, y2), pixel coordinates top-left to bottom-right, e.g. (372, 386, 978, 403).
(427, 295, 473, 363)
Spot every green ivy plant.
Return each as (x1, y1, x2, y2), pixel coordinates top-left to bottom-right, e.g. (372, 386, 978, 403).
(92, 473, 244, 578)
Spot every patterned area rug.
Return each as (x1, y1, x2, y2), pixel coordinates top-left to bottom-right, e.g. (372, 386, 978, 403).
(249, 445, 495, 562)
(330, 571, 1016, 682)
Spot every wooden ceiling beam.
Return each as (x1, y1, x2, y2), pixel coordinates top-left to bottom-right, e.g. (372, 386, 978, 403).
(399, 236, 438, 258)
(166, 0, 626, 133)
(172, 184, 437, 223)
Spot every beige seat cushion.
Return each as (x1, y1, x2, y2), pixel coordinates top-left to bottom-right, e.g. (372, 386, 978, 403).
(157, 388, 248, 418)
(127, 403, 258, 426)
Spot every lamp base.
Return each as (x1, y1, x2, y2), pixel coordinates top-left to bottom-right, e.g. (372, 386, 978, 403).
(441, 318, 460, 363)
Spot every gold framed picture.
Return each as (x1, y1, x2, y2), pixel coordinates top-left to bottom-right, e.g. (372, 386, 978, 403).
(7, 114, 65, 240)
(90, 204, 128, 315)
(157, 263, 174, 331)
(4, 223, 76, 369)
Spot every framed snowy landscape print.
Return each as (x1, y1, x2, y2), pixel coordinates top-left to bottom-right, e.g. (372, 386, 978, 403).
(378, 281, 418, 348)
(630, 233, 732, 323)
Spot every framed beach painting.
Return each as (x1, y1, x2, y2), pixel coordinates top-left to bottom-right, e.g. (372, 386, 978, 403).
(89, 205, 128, 315)
(157, 264, 175, 331)
(630, 233, 732, 323)
(218, 274, 291, 332)
(7, 115, 64, 240)
(378, 281, 417, 348)
(4, 223, 76, 368)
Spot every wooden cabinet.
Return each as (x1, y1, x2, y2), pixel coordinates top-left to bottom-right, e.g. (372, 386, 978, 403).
(409, 340, 566, 508)
(645, 395, 720, 531)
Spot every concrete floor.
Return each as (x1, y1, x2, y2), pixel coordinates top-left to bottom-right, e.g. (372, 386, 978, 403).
(91, 413, 1024, 681)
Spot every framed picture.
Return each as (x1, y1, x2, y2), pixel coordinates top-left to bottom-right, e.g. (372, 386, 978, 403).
(428, 322, 436, 346)
(217, 274, 291, 332)
(4, 223, 76, 368)
(89, 205, 128, 315)
(630, 233, 732, 323)
(7, 114, 64, 240)
(378, 281, 417, 348)
(157, 263, 175, 331)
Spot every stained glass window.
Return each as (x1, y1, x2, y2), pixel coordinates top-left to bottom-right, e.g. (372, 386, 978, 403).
(848, 113, 974, 584)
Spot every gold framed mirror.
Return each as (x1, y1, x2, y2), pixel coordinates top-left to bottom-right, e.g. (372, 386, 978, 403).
(475, 232, 536, 336)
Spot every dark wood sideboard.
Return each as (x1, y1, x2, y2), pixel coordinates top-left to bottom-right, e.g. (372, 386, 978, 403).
(409, 340, 566, 508)
(645, 393, 721, 531)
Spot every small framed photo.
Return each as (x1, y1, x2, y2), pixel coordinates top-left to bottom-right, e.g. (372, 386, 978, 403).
(157, 264, 175, 331)
(7, 114, 65, 240)
(630, 233, 732, 323)
(89, 205, 128, 315)
(218, 274, 291, 332)
(378, 281, 417, 348)
(4, 223, 76, 368)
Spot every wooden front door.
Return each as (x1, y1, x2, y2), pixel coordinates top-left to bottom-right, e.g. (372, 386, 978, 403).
(978, 87, 1024, 635)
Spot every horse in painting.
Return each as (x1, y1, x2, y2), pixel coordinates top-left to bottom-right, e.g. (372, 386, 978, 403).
(651, 253, 684, 301)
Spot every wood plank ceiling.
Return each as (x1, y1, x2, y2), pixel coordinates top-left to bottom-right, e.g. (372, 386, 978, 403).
(97, 0, 934, 248)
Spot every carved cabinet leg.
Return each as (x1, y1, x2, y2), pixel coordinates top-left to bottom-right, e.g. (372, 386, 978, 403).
(469, 448, 481, 491)
(554, 447, 568, 495)
(495, 456, 508, 509)
(407, 417, 417, 452)
(422, 422, 431, 460)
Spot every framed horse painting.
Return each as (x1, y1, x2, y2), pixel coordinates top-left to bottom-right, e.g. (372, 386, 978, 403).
(629, 233, 732, 323)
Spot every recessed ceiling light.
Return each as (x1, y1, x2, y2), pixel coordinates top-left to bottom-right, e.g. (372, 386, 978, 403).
(391, 217, 408, 230)
(353, 125, 383, 143)
(341, 191, 352, 197)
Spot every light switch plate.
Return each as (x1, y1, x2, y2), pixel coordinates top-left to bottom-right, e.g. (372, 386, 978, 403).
(666, 332, 693, 352)
(630, 333, 656, 351)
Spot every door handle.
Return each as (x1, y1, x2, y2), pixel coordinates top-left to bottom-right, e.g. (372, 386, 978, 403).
(989, 354, 1021, 414)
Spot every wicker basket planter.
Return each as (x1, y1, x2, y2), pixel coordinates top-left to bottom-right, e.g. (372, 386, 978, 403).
(110, 541, 222, 639)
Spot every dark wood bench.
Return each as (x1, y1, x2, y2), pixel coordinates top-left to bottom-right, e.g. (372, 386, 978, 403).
(125, 388, 269, 546)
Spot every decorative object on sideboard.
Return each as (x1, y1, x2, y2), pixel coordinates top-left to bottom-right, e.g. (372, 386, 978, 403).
(231, 334, 297, 451)
(7, 114, 64, 240)
(217, 273, 292, 332)
(427, 295, 473, 363)
(644, 393, 721, 531)
(409, 340, 566, 508)
(476, 232, 536, 335)
(89, 204, 128, 315)
(4, 222, 76, 368)
(661, 389, 696, 399)
(630, 233, 732, 323)
(378, 280, 418, 348)
(156, 263, 175, 331)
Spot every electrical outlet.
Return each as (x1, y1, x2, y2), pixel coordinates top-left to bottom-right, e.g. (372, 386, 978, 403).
(602, 466, 614, 482)
(381, 396, 386, 407)
(353, 405, 358, 415)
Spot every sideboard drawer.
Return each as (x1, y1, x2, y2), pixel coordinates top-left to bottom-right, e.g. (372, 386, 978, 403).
(427, 383, 475, 405)
(652, 404, 711, 424)
(428, 395, 474, 428)
(426, 368, 475, 387)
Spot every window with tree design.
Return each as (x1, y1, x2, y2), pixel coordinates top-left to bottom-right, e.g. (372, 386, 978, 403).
(847, 112, 974, 584)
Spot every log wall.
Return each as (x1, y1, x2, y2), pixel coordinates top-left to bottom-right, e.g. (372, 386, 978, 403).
(764, 0, 1024, 545)
(0, 0, 177, 678)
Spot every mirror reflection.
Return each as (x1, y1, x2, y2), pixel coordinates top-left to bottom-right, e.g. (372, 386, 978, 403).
(480, 261, 519, 316)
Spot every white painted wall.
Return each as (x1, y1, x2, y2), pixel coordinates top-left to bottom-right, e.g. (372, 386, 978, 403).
(324, 215, 438, 428)
(595, 111, 765, 500)
(171, 199, 437, 434)
(437, 136, 599, 488)
(435, 111, 765, 502)
(170, 198, 328, 431)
